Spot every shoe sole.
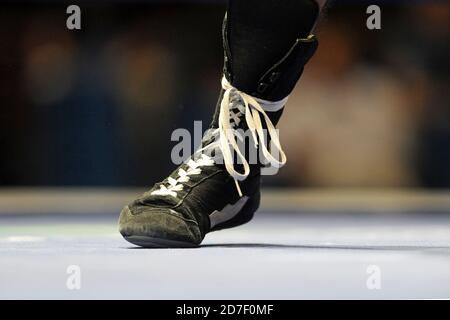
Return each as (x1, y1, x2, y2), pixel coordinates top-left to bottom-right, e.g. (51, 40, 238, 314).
(124, 235, 198, 248)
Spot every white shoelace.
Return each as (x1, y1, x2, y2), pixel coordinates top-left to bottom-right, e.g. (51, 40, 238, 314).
(151, 76, 287, 198)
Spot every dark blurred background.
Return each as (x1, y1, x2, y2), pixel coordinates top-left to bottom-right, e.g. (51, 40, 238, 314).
(0, 0, 449, 188)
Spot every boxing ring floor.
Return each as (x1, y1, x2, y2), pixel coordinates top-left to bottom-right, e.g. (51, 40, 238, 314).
(1, 189, 450, 299)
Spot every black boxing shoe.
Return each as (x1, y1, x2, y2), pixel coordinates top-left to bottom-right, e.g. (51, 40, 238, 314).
(119, 12, 318, 248)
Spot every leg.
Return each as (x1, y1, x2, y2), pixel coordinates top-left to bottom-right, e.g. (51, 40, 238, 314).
(226, 0, 320, 98)
(119, 0, 326, 247)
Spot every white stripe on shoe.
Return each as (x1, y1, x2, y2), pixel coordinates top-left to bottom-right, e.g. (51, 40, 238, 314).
(209, 196, 249, 229)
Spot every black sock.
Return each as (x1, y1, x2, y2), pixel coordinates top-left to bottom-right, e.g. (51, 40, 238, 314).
(226, 0, 319, 98)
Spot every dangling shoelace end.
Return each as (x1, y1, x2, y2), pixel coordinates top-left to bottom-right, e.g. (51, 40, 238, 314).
(233, 179, 243, 198)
